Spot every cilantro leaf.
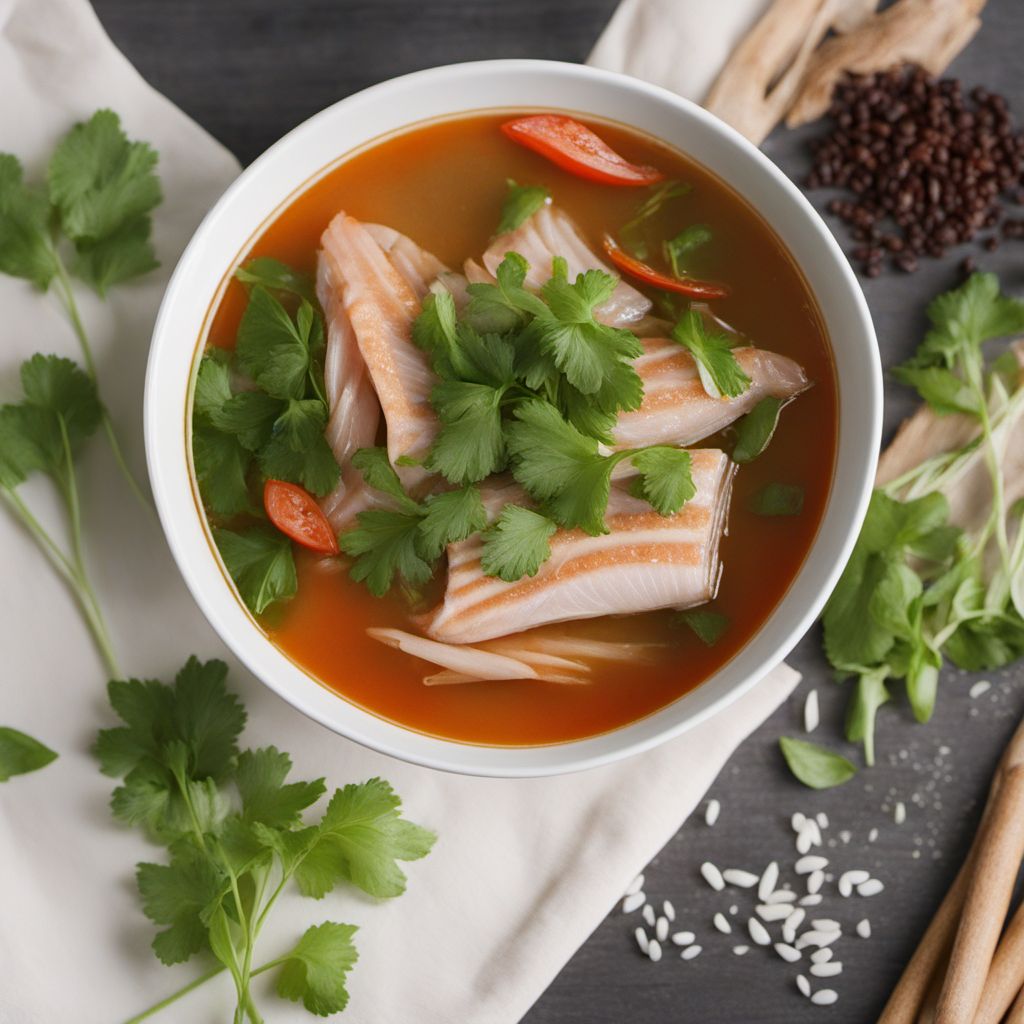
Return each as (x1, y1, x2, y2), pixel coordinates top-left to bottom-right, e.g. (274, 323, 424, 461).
(679, 609, 730, 646)
(276, 922, 359, 1016)
(665, 223, 712, 278)
(779, 737, 857, 790)
(48, 109, 161, 243)
(136, 842, 225, 965)
(732, 397, 783, 463)
(465, 252, 547, 333)
(0, 405, 46, 488)
(236, 287, 319, 400)
(0, 727, 57, 781)
(629, 447, 695, 515)
(235, 257, 316, 303)
(20, 353, 102, 452)
(417, 486, 487, 561)
(214, 526, 298, 615)
(235, 747, 326, 829)
(480, 505, 557, 581)
(496, 179, 549, 236)
(211, 391, 284, 452)
(71, 215, 158, 295)
(351, 447, 419, 512)
(536, 258, 643, 395)
(0, 154, 58, 289)
(258, 398, 340, 496)
(292, 778, 436, 899)
(845, 668, 891, 767)
(427, 380, 508, 483)
(750, 482, 804, 517)
(557, 361, 644, 444)
(339, 509, 432, 597)
(412, 290, 461, 378)
(193, 351, 234, 418)
(671, 310, 751, 399)
(192, 422, 252, 516)
(891, 365, 982, 416)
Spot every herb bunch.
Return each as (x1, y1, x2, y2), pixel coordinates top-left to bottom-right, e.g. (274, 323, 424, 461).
(98, 656, 436, 1024)
(0, 109, 163, 507)
(811, 273, 1024, 776)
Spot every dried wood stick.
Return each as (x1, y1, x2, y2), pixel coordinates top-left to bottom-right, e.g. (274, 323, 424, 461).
(704, 0, 839, 145)
(934, 766, 1024, 1023)
(878, 714, 1024, 1024)
(973, 900, 1024, 1024)
(1007, 981, 1024, 1024)
(832, 0, 880, 32)
(785, 0, 986, 128)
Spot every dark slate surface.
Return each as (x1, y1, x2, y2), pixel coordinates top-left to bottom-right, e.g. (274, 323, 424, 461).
(90, 1, 1024, 1019)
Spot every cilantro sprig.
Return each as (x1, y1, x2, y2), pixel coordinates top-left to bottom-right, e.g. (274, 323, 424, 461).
(802, 273, 1024, 783)
(0, 109, 163, 508)
(100, 657, 436, 1023)
(495, 179, 549, 235)
(670, 310, 751, 399)
(0, 354, 119, 674)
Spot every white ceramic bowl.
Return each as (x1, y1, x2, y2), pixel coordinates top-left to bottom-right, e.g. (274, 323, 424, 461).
(145, 59, 881, 778)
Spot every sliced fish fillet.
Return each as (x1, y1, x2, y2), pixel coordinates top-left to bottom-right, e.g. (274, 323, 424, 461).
(614, 340, 809, 449)
(481, 205, 652, 326)
(423, 449, 736, 644)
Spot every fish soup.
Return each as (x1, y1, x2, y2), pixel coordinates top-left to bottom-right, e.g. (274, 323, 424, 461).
(192, 112, 837, 745)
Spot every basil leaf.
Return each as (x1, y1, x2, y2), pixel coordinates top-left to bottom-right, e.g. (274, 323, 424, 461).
(732, 397, 783, 464)
(779, 737, 857, 790)
(0, 727, 58, 781)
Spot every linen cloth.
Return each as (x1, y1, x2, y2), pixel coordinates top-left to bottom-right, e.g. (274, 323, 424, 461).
(0, 1, 787, 1022)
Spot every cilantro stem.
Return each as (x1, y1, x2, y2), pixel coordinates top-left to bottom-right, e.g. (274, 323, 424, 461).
(121, 964, 227, 1024)
(51, 255, 154, 512)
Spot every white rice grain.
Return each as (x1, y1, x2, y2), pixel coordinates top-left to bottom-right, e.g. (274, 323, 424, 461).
(807, 870, 825, 895)
(858, 878, 885, 897)
(811, 948, 833, 964)
(970, 679, 991, 699)
(796, 975, 811, 998)
(656, 916, 669, 942)
(795, 855, 829, 875)
(812, 962, 843, 978)
(625, 874, 644, 897)
(671, 931, 696, 946)
(895, 801, 907, 825)
(857, 919, 872, 939)
(713, 912, 732, 934)
(635, 927, 649, 954)
(816, 811, 829, 829)
(705, 799, 721, 826)
(758, 862, 780, 901)
(868, 827, 879, 842)
(812, 990, 839, 1006)
(757, 903, 795, 922)
(681, 944, 702, 961)
(642, 904, 656, 926)
(723, 868, 760, 889)
(812, 919, 841, 932)
(733, 945, 750, 956)
(804, 689, 820, 732)
(766, 890, 797, 904)
(799, 894, 824, 907)
(663, 900, 676, 922)
(648, 939, 663, 962)
(622, 892, 646, 913)
(748, 918, 771, 946)
(839, 869, 870, 897)
(701, 862, 725, 892)
(774, 942, 802, 963)
(792, 812, 807, 832)
(782, 908, 806, 944)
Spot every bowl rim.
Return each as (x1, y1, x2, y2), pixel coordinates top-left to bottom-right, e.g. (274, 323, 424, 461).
(145, 57, 882, 778)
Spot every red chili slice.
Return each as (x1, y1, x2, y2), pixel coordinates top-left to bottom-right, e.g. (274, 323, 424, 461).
(602, 234, 730, 300)
(501, 115, 665, 187)
(264, 479, 339, 555)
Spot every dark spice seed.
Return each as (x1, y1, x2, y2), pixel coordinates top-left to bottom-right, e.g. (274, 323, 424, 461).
(806, 65, 1024, 276)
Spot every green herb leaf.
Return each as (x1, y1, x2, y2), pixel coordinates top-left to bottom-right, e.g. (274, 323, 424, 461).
(417, 486, 487, 561)
(891, 365, 982, 417)
(235, 257, 316, 302)
(20, 353, 102, 453)
(664, 223, 712, 278)
(750, 482, 804, 517)
(212, 391, 284, 452)
(338, 509, 433, 597)
(480, 504, 558, 581)
(214, 527, 298, 615)
(236, 287, 320, 400)
(496, 179, 549, 236)
(192, 422, 252, 517)
(351, 447, 420, 512)
(276, 922, 359, 1016)
(779, 737, 857, 790)
(628, 447, 695, 516)
(845, 668, 891, 767)
(235, 747, 326, 829)
(427, 380, 508, 483)
(0, 727, 57, 781)
(465, 252, 547, 333)
(671, 310, 750, 399)
(0, 154, 58, 289)
(292, 777, 437, 899)
(258, 398, 340, 496)
(71, 215, 158, 295)
(732, 397, 784, 463)
(619, 180, 691, 259)
(679, 609, 730, 646)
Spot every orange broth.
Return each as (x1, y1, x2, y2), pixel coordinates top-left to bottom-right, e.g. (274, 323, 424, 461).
(199, 112, 838, 746)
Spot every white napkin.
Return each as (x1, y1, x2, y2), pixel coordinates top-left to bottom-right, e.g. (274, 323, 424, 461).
(0, 1, 795, 1022)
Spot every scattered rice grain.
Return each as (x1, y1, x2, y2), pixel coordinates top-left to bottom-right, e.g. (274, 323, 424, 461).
(797, 975, 812, 998)
(663, 900, 675, 922)
(648, 939, 662, 962)
(758, 862, 779, 901)
(757, 903, 795, 922)
(812, 962, 843, 978)
(733, 944, 750, 956)
(671, 931, 696, 946)
(799, 894, 823, 906)
(807, 870, 825, 895)
(858, 878, 885, 897)
(642, 904, 656, 926)
(635, 927, 649, 954)
(795, 855, 828, 875)
(681, 944, 702, 961)
(701, 862, 725, 892)
(775, 942, 802, 963)
(805, 689, 820, 733)
(705, 798, 721, 826)
(714, 912, 732, 934)
(857, 919, 872, 939)
(622, 892, 645, 913)
(748, 917, 771, 946)
(723, 868, 760, 888)
(811, 948, 833, 964)
(895, 801, 906, 825)
(970, 680, 991, 699)
(625, 874, 644, 897)
(656, 916, 669, 942)
(811, 989, 839, 1006)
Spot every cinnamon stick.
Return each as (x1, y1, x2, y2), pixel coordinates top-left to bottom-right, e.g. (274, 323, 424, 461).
(933, 766, 1024, 1023)
(879, 714, 1024, 1023)
(973, 900, 1024, 1024)
(1006, 981, 1024, 1024)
